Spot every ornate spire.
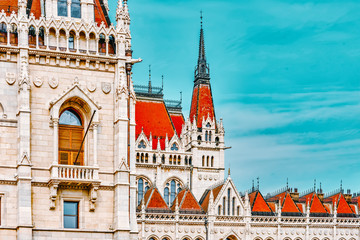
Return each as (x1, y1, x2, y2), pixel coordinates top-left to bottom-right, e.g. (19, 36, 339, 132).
(194, 11, 210, 84)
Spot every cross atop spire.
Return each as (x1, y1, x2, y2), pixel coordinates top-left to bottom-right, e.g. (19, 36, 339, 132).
(194, 11, 210, 85)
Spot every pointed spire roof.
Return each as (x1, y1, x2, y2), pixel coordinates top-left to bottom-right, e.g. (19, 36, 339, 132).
(189, 13, 216, 128)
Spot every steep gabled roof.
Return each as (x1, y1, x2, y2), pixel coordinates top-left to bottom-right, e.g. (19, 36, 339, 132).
(135, 100, 175, 150)
(250, 191, 273, 214)
(281, 192, 302, 215)
(140, 187, 170, 212)
(94, 0, 111, 27)
(171, 189, 203, 213)
(337, 194, 354, 215)
(170, 113, 185, 137)
(199, 184, 224, 213)
(310, 194, 328, 214)
(26, 0, 41, 18)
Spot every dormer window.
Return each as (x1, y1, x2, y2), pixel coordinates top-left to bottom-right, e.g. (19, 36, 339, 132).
(171, 143, 178, 151)
(138, 140, 146, 149)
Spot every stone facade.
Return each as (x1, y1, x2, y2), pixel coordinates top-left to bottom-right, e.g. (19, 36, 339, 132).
(0, 1, 360, 240)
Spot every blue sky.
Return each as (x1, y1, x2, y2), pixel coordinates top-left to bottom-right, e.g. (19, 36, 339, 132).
(109, 0, 360, 195)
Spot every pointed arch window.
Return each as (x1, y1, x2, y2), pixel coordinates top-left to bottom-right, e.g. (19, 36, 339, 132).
(164, 187, 169, 205)
(59, 109, 84, 165)
(232, 197, 236, 216)
(98, 34, 106, 54)
(223, 197, 226, 215)
(39, 27, 45, 47)
(152, 154, 156, 163)
(108, 35, 116, 55)
(9, 24, 17, 46)
(137, 178, 143, 205)
(161, 154, 165, 164)
(209, 131, 212, 141)
(0, 23, 7, 45)
(205, 131, 208, 141)
(69, 32, 75, 50)
(170, 180, 176, 203)
(28, 26, 36, 47)
(227, 188, 231, 215)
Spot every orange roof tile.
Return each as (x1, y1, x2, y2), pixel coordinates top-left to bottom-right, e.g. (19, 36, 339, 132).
(337, 194, 354, 215)
(350, 204, 356, 214)
(251, 191, 272, 213)
(136, 100, 175, 150)
(189, 84, 215, 128)
(310, 194, 327, 214)
(170, 113, 184, 137)
(281, 193, 301, 213)
(93, 0, 110, 27)
(248, 192, 257, 206)
(145, 188, 169, 210)
(28, 0, 41, 18)
(267, 191, 287, 202)
(0, 0, 18, 15)
(172, 189, 203, 213)
(199, 184, 224, 213)
(268, 202, 276, 212)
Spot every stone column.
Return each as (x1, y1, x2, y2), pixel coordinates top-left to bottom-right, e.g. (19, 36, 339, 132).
(93, 123, 98, 167)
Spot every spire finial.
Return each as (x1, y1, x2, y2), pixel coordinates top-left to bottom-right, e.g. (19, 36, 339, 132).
(194, 11, 210, 83)
(161, 74, 164, 90)
(257, 177, 259, 190)
(252, 180, 254, 192)
(180, 91, 182, 103)
(200, 10, 203, 29)
(340, 180, 343, 192)
(286, 178, 289, 189)
(314, 179, 316, 192)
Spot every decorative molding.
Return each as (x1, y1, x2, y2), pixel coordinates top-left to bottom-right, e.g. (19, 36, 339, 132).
(48, 76, 59, 89)
(87, 81, 97, 92)
(32, 76, 43, 87)
(102, 82, 111, 94)
(5, 72, 16, 85)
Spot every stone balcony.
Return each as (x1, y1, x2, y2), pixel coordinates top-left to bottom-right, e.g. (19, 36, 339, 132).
(48, 164, 101, 210)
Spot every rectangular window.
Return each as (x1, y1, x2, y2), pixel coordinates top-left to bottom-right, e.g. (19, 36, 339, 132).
(71, 0, 81, 18)
(58, 0, 68, 17)
(64, 201, 78, 228)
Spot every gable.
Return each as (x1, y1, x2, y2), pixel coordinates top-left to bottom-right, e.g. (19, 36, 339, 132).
(337, 194, 354, 215)
(251, 191, 272, 213)
(310, 194, 327, 214)
(281, 193, 301, 214)
(146, 188, 169, 211)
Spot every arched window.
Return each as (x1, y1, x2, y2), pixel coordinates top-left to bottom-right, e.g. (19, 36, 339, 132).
(28, 26, 36, 47)
(171, 143, 178, 151)
(108, 35, 116, 55)
(202, 156, 205, 166)
(206, 156, 209, 167)
(197, 135, 201, 145)
(58, 0, 68, 16)
(39, 27, 45, 48)
(164, 187, 169, 205)
(169, 155, 172, 165)
(205, 131, 208, 141)
(223, 197, 226, 215)
(136, 153, 139, 163)
(145, 153, 148, 163)
(170, 180, 176, 204)
(0, 23, 7, 45)
(189, 157, 192, 165)
(218, 205, 221, 215)
(98, 34, 106, 54)
(59, 109, 84, 165)
(161, 154, 165, 164)
(71, 0, 81, 18)
(232, 197, 236, 215)
(227, 188, 231, 215)
(137, 178, 143, 205)
(152, 154, 156, 163)
(209, 131, 212, 141)
(215, 136, 220, 146)
(69, 31, 75, 50)
(9, 24, 17, 46)
(237, 206, 240, 216)
(211, 156, 214, 167)
(177, 155, 181, 165)
(140, 153, 144, 163)
(185, 156, 188, 165)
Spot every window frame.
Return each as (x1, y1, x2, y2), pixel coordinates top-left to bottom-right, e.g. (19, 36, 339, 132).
(63, 200, 79, 229)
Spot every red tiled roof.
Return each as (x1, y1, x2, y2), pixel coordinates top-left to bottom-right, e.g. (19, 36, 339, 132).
(268, 202, 276, 212)
(135, 100, 175, 150)
(0, 0, 18, 16)
(350, 204, 356, 214)
(310, 194, 327, 214)
(189, 84, 215, 128)
(94, 0, 109, 27)
(200, 184, 224, 212)
(142, 187, 169, 211)
(29, 0, 41, 18)
(172, 189, 203, 213)
(170, 113, 185, 137)
(337, 194, 354, 215)
(267, 191, 287, 202)
(251, 191, 272, 213)
(281, 193, 301, 213)
(297, 203, 304, 213)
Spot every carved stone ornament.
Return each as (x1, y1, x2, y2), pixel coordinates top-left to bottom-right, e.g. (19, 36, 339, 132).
(87, 81, 96, 92)
(33, 76, 43, 87)
(5, 72, 16, 85)
(102, 82, 111, 94)
(48, 77, 59, 89)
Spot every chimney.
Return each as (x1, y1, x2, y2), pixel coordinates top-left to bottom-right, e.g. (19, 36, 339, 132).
(318, 193, 324, 201)
(344, 189, 352, 203)
(290, 189, 299, 202)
